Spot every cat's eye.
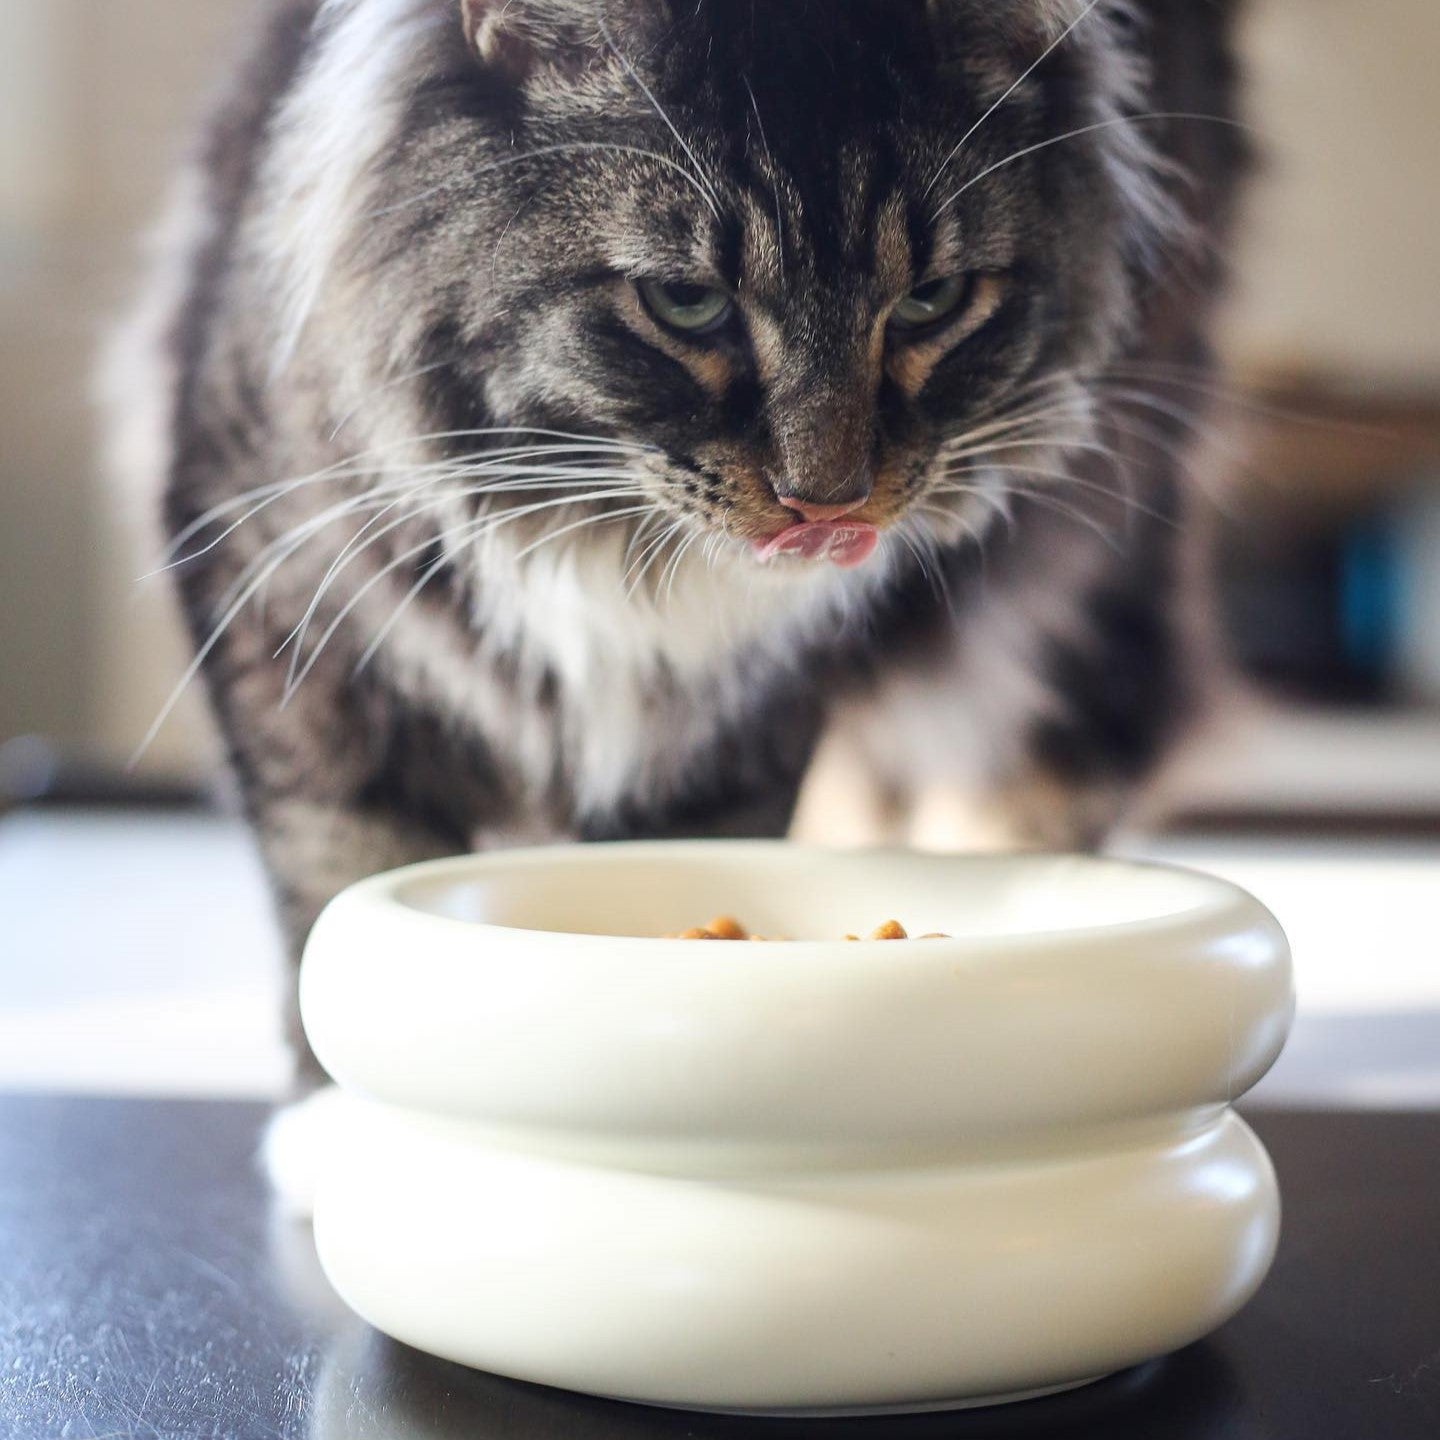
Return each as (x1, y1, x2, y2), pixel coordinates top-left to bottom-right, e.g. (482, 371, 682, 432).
(637, 278, 734, 336)
(890, 274, 975, 333)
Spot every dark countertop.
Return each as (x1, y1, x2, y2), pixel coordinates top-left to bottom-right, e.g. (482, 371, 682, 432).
(1, 1098, 1437, 1439)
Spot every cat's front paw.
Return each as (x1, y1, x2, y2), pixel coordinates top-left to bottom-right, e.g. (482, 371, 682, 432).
(261, 1085, 348, 1219)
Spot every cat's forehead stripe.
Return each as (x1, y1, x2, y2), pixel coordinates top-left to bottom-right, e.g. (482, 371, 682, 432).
(724, 145, 930, 299)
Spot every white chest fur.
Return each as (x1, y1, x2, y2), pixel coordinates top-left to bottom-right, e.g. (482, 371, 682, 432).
(424, 526, 893, 821)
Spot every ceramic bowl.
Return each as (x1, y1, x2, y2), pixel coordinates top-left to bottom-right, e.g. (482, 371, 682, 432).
(300, 842, 1293, 1416)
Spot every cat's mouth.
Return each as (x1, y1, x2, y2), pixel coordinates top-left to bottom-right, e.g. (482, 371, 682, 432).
(752, 520, 881, 570)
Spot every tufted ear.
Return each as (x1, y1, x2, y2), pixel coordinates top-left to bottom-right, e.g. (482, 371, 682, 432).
(925, 0, 1073, 74)
(460, 0, 546, 85)
(461, 0, 675, 85)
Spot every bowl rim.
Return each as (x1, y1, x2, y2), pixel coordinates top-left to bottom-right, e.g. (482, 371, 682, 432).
(352, 840, 1269, 957)
(301, 842, 1294, 1136)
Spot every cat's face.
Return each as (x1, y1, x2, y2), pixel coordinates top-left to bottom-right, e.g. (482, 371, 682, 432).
(375, 0, 1166, 578)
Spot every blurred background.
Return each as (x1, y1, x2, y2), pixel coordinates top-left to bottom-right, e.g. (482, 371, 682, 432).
(1, 1, 1437, 1101)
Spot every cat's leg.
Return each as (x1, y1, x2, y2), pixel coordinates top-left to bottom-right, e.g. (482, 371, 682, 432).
(798, 449, 1206, 854)
(219, 681, 507, 1211)
(254, 768, 524, 1215)
(251, 790, 462, 1089)
(798, 598, 1188, 855)
(176, 586, 481, 1086)
(220, 704, 469, 1211)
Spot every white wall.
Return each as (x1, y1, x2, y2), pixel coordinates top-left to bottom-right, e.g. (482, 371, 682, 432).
(0, 2, 236, 769)
(1223, 0, 1440, 386)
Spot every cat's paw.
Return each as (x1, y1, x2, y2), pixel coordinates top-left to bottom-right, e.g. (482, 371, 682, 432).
(262, 1085, 348, 1218)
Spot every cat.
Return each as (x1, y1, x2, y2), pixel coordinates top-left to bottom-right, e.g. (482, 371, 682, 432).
(114, 0, 1247, 1110)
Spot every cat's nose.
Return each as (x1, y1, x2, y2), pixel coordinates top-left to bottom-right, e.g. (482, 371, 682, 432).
(775, 495, 867, 524)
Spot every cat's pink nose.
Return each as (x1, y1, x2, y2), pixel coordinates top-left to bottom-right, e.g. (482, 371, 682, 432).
(776, 496, 866, 524)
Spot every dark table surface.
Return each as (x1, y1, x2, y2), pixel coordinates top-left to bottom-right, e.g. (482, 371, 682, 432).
(1, 1098, 1437, 1440)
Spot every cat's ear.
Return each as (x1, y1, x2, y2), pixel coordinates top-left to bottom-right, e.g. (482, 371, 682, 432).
(924, 0, 1055, 68)
(461, 0, 543, 86)
(461, 1, 671, 85)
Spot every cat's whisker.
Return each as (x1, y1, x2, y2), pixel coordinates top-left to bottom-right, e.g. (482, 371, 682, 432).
(936, 386, 1100, 458)
(353, 504, 657, 679)
(893, 525, 933, 594)
(656, 524, 693, 603)
(209, 491, 407, 625)
(742, 76, 785, 277)
(934, 465, 1109, 512)
(367, 143, 722, 223)
(626, 516, 689, 602)
(154, 437, 656, 571)
(940, 435, 1129, 473)
(130, 512, 338, 769)
(934, 460, 1176, 529)
(621, 510, 664, 572)
(598, 19, 723, 220)
(1088, 402, 1229, 513)
(920, 483, 1014, 545)
(277, 472, 665, 673)
(1086, 380, 1252, 491)
(912, 500, 998, 596)
(965, 476, 1131, 553)
(327, 359, 457, 443)
(624, 523, 679, 601)
(154, 474, 405, 577)
(894, 516, 954, 608)
(662, 528, 705, 605)
(187, 469, 652, 639)
(936, 428, 1076, 469)
(638, 516, 696, 588)
(912, 374, 1091, 468)
(1093, 362, 1393, 441)
(277, 488, 451, 672)
(941, 408, 1081, 453)
(163, 464, 660, 586)
(931, 110, 1250, 219)
(967, 380, 1234, 519)
(922, 0, 1105, 200)
(509, 504, 655, 564)
(158, 475, 427, 584)
(939, 414, 1091, 462)
(292, 477, 657, 657)
(285, 489, 662, 699)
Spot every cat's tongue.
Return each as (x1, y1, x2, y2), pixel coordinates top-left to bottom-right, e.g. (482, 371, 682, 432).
(755, 520, 880, 569)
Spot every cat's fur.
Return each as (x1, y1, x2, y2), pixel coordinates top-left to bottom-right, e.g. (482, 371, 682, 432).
(117, 0, 1247, 1085)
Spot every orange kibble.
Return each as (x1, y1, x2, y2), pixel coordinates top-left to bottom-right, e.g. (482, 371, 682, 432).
(671, 918, 932, 942)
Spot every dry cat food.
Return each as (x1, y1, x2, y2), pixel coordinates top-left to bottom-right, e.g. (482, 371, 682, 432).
(670, 917, 949, 942)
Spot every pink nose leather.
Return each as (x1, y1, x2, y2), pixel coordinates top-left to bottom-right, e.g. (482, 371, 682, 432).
(776, 496, 866, 524)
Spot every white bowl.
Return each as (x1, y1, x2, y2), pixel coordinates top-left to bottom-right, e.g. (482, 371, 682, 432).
(300, 842, 1293, 1416)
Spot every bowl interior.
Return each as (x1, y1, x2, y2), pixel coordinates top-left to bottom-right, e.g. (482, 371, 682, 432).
(391, 845, 1223, 944)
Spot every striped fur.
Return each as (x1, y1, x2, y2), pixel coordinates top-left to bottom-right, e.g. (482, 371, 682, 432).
(113, 0, 1248, 1083)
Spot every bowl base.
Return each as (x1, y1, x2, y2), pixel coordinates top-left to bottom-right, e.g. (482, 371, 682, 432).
(606, 1374, 1110, 1418)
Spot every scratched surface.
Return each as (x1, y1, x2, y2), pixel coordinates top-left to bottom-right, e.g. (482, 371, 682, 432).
(0, 1099, 1436, 1440)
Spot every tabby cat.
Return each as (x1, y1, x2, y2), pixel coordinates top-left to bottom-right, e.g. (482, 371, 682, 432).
(117, 0, 1247, 1087)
